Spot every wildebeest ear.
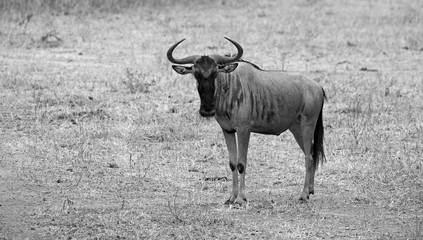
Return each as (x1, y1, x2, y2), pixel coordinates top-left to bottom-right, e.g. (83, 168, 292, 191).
(172, 65, 194, 75)
(218, 63, 238, 73)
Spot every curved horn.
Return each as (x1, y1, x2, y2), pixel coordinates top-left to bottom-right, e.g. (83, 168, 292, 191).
(210, 37, 244, 64)
(167, 39, 200, 64)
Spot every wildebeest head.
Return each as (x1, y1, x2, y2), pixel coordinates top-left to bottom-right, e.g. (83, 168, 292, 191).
(167, 37, 243, 117)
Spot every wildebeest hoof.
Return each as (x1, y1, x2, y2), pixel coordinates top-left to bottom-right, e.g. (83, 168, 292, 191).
(232, 197, 248, 209)
(298, 194, 309, 202)
(224, 199, 234, 206)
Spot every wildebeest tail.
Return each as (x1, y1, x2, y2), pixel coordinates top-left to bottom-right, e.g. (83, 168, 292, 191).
(313, 89, 326, 169)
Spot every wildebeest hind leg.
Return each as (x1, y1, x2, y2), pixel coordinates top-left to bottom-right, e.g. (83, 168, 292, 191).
(290, 121, 315, 201)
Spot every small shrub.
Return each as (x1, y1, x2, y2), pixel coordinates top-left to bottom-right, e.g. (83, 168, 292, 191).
(123, 68, 156, 94)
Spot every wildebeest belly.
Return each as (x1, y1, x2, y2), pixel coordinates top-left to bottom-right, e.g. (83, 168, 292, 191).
(215, 102, 300, 135)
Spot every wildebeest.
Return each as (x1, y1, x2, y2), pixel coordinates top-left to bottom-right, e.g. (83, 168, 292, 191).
(167, 37, 326, 207)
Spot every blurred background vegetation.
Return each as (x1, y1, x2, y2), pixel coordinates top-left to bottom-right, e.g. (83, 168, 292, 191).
(0, 0, 229, 15)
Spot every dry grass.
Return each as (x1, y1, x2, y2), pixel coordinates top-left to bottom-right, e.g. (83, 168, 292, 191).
(1, 0, 422, 239)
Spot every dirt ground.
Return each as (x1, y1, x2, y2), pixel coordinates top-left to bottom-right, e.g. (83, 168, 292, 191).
(1, 0, 422, 239)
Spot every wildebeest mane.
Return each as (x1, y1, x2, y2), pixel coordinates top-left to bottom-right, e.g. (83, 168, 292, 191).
(238, 58, 263, 70)
(223, 53, 263, 71)
(224, 53, 287, 72)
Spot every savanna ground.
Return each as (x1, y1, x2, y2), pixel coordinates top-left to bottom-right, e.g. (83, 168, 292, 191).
(0, 0, 422, 239)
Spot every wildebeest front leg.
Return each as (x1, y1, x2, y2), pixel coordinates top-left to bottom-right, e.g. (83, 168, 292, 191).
(234, 130, 250, 207)
(222, 130, 238, 205)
